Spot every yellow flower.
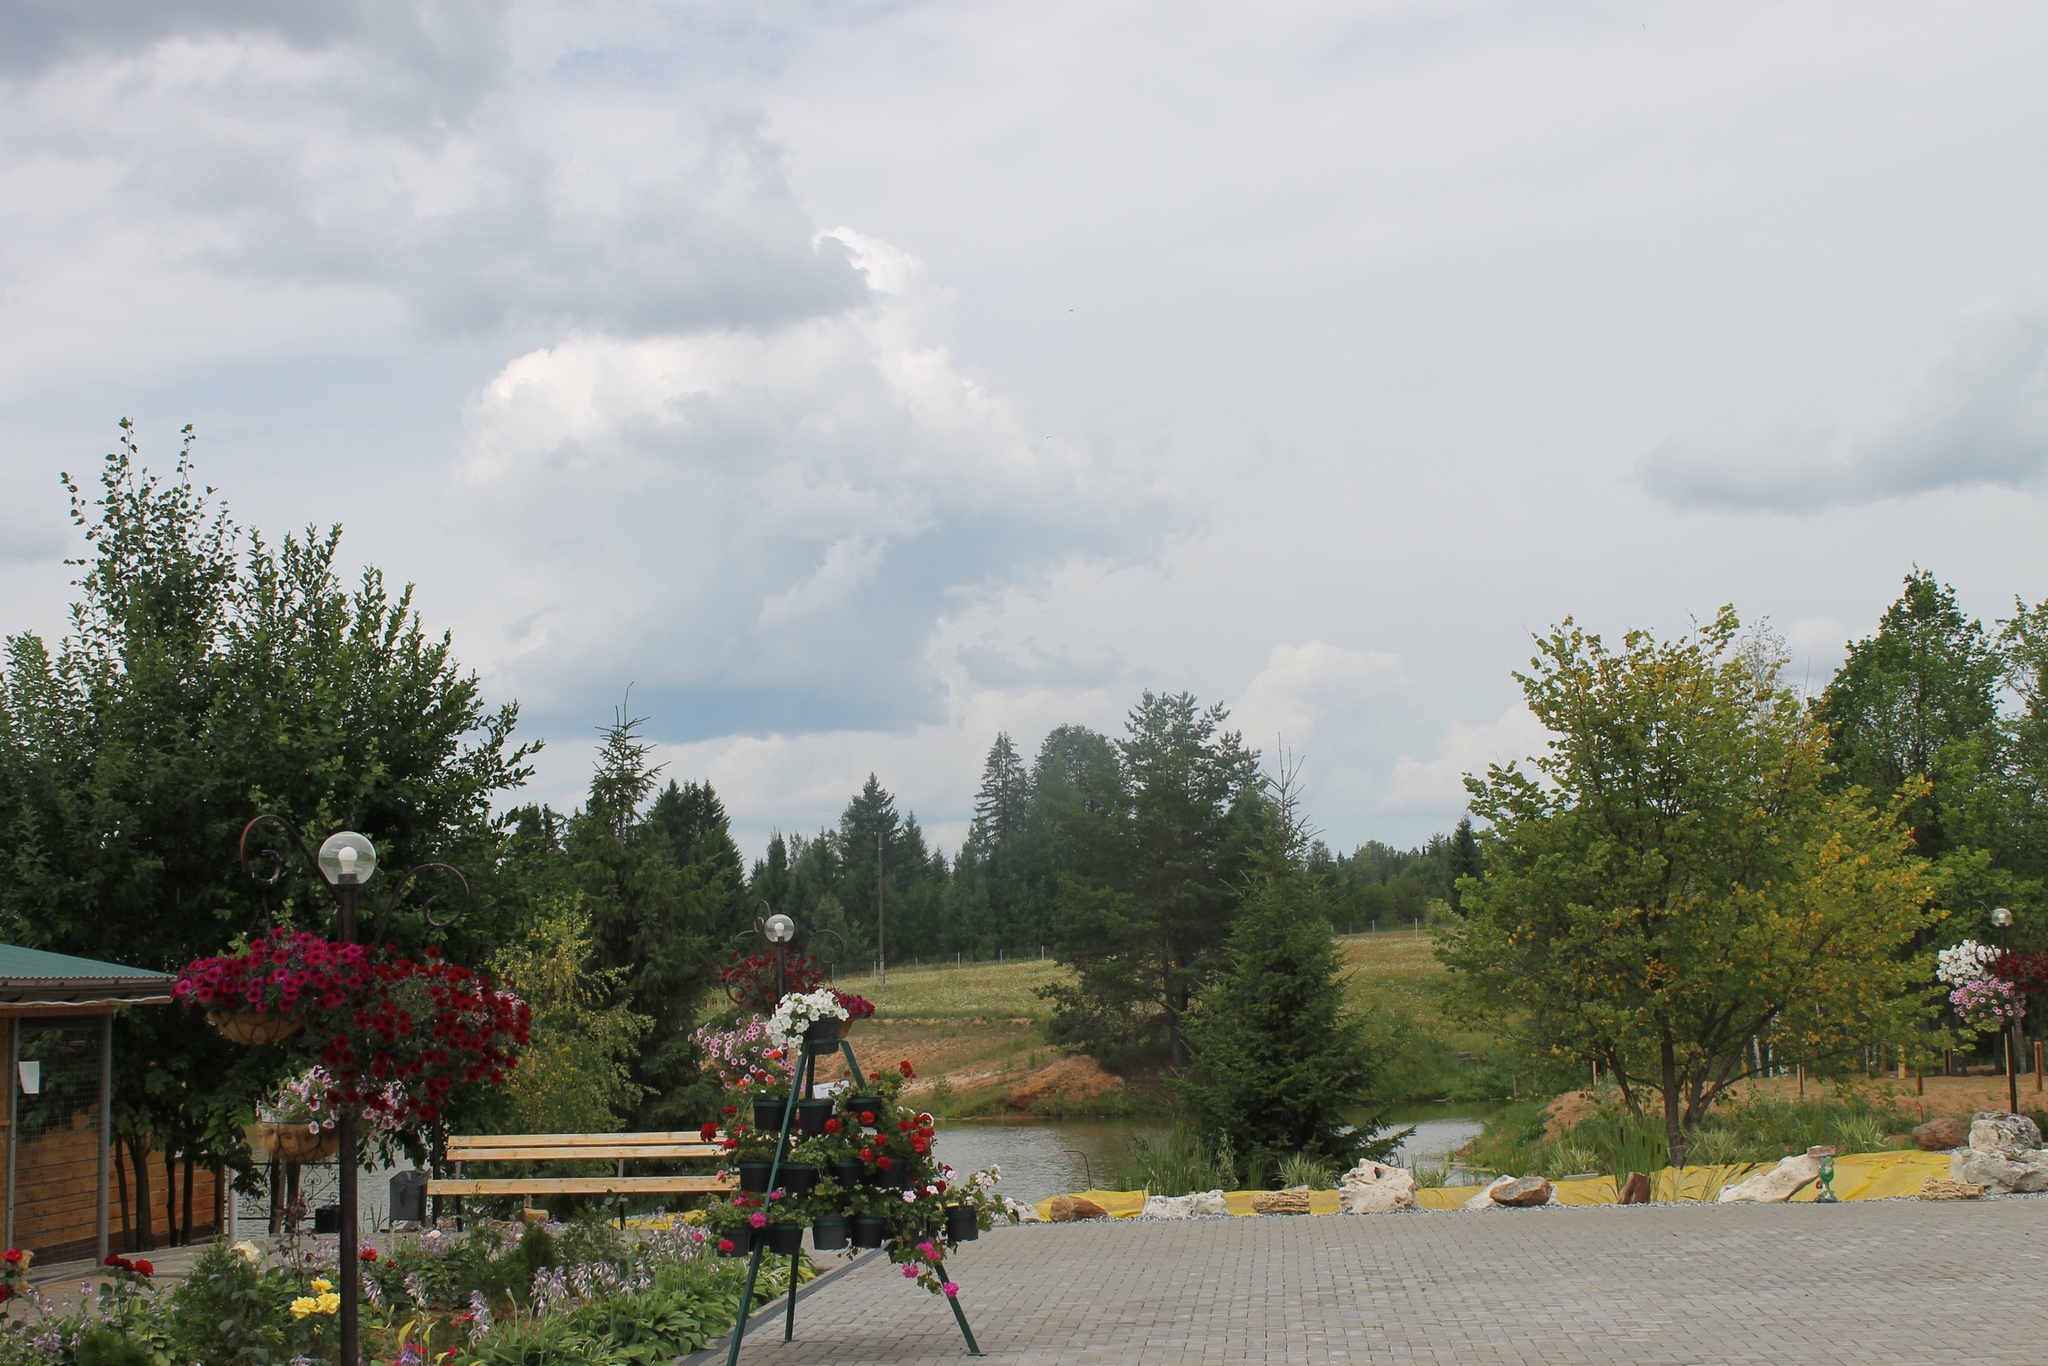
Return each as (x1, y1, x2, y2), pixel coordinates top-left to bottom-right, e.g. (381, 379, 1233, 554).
(289, 1296, 317, 1319)
(315, 1291, 341, 1315)
(310, 1277, 332, 1294)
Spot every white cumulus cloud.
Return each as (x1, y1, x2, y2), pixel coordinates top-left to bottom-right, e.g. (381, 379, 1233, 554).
(1382, 705, 1548, 813)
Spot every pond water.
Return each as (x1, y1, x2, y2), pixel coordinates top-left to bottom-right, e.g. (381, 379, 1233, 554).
(932, 1102, 1501, 1205)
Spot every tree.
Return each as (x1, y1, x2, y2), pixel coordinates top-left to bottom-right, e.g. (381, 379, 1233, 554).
(1175, 775, 1392, 1172)
(1815, 569, 2002, 858)
(0, 424, 534, 1242)
(1444, 815, 1482, 912)
(569, 710, 727, 1129)
(491, 895, 651, 1135)
(1043, 693, 1263, 1068)
(1439, 609, 1942, 1165)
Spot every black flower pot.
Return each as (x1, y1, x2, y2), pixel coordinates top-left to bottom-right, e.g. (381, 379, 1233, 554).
(753, 1097, 793, 1132)
(737, 1161, 773, 1194)
(833, 1158, 866, 1189)
(766, 1222, 806, 1256)
(779, 1162, 818, 1196)
(811, 1213, 849, 1250)
(844, 1095, 885, 1124)
(850, 1216, 888, 1250)
(796, 1098, 837, 1135)
(945, 1204, 979, 1242)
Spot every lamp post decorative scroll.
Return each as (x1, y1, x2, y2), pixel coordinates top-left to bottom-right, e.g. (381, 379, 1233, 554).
(237, 814, 471, 1366)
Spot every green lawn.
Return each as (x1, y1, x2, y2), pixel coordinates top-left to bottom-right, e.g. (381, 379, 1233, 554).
(833, 957, 1069, 1022)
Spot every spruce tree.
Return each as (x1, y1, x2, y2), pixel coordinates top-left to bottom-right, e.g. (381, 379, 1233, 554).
(1174, 778, 1391, 1173)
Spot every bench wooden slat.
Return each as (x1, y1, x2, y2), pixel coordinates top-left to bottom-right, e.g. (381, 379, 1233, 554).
(442, 1144, 721, 1162)
(447, 1131, 719, 1152)
(427, 1176, 734, 1197)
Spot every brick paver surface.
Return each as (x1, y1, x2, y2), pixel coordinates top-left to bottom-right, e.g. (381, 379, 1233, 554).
(721, 1198, 2048, 1364)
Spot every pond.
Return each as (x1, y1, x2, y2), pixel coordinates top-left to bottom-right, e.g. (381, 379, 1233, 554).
(932, 1102, 1501, 1205)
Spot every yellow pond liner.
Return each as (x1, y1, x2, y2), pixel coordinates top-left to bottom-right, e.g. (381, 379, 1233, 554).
(1036, 1150, 1954, 1220)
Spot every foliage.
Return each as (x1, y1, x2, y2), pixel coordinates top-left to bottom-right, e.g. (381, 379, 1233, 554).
(0, 425, 535, 1239)
(1174, 775, 1393, 1172)
(1043, 692, 1264, 1068)
(1441, 608, 1945, 1164)
(566, 712, 738, 1129)
(1816, 570, 2003, 860)
(490, 897, 651, 1135)
(1109, 1123, 1236, 1195)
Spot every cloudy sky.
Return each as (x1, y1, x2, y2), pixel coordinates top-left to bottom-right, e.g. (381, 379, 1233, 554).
(3, 2, 2046, 859)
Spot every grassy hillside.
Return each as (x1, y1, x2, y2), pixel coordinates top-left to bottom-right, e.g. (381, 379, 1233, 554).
(806, 930, 1523, 1115)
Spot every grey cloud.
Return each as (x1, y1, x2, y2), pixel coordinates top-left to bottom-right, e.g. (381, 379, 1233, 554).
(6, 20, 864, 339)
(1641, 319, 2048, 514)
(0, 1, 509, 125)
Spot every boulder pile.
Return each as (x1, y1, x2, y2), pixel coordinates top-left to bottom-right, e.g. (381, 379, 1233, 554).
(1949, 1112, 2048, 1194)
(1337, 1161, 1418, 1214)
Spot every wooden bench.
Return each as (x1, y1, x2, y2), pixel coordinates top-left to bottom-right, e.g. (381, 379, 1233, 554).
(427, 1132, 735, 1216)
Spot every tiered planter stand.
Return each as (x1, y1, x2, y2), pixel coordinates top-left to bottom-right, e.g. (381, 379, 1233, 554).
(722, 1023, 983, 1361)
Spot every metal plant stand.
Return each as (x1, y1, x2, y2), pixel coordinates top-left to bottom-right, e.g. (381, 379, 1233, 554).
(723, 1033, 983, 1362)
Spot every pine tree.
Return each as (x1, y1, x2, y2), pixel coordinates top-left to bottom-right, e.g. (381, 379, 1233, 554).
(1174, 776, 1391, 1172)
(1446, 815, 1482, 912)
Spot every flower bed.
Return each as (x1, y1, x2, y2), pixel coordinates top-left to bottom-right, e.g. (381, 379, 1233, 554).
(0, 1220, 798, 1366)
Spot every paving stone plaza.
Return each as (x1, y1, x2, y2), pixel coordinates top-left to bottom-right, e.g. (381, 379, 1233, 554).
(707, 1197, 2048, 1364)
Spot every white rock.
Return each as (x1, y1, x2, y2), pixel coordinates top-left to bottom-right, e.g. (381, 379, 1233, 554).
(1717, 1153, 1822, 1203)
(1951, 1146, 2048, 1194)
(1463, 1175, 1517, 1210)
(1969, 1112, 2043, 1157)
(1141, 1189, 1230, 1218)
(1337, 1162, 1418, 1214)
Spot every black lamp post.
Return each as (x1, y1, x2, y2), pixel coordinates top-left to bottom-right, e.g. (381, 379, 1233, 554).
(1994, 906, 2019, 1115)
(239, 816, 468, 1366)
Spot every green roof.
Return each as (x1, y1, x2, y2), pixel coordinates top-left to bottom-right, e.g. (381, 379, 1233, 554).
(0, 943, 173, 1007)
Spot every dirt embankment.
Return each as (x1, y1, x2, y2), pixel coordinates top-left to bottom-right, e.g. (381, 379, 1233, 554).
(809, 1018, 1139, 1116)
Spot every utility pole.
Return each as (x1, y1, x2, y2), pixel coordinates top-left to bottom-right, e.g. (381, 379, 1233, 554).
(877, 830, 887, 987)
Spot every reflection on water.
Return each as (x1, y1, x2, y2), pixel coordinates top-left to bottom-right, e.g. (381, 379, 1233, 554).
(933, 1102, 1500, 1203)
(932, 1119, 1162, 1206)
(1373, 1103, 1499, 1185)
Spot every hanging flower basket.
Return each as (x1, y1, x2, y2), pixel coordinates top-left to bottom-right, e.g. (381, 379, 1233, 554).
(316, 951, 529, 1130)
(178, 929, 369, 1047)
(208, 1009, 306, 1046)
(251, 1122, 342, 1163)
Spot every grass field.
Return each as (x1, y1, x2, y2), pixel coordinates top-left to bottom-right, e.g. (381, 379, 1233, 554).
(809, 929, 1522, 1111)
(831, 957, 1068, 1022)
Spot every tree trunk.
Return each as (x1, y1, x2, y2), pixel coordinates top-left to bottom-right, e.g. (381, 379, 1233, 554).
(182, 1153, 196, 1243)
(126, 1136, 154, 1251)
(163, 1147, 180, 1246)
(115, 1144, 131, 1253)
(1660, 1034, 1687, 1169)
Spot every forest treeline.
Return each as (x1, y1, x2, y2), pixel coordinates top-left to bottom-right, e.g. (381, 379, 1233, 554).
(11, 434, 2048, 1224)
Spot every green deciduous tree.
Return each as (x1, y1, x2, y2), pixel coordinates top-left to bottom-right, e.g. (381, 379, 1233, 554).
(1175, 775, 1393, 1173)
(0, 424, 534, 1243)
(1440, 608, 1943, 1165)
(491, 895, 651, 1135)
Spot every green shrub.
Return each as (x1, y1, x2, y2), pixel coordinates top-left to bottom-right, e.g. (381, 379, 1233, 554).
(163, 1241, 296, 1366)
(1112, 1124, 1237, 1194)
(1275, 1152, 1335, 1190)
(72, 1326, 153, 1366)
